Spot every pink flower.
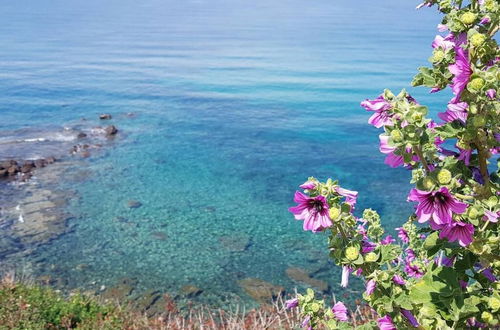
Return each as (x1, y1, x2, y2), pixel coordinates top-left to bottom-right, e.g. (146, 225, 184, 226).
(396, 227, 409, 243)
(480, 16, 491, 25)
(285, 298, 298, 309)
(439, 221, 474, 246)
(408, 187, 467, 227)
(341, 266, 351, 288)
(437, 24, 448, 32)
(438, 101, 468, 123)
(380, 235, 395, 245)
(378, 315, 396, 330)
(365, 280, 376, 295)
(457, 147, 472, 165)
(483, 210, 499, 223)
(299, 181, 316, 190)
(392, 275, 406, 285)
(361, 96, 393, 128)
(405, 263, 424, 278)
(432, 35, 455, 51)
(335, 186, 358, 208)
(449, 48, 472, 103)
(289, 192, 332, 232)
(486, 89, 497, 99)
(332, 302, 349, 321)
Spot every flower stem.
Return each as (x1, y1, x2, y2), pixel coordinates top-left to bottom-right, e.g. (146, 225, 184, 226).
(414, 146, 430, 173)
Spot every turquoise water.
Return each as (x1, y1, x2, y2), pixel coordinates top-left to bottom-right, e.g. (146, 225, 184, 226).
(0, 0, 452, 308)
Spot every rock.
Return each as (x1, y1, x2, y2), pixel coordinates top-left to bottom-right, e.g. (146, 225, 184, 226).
(151, 231, 167, 241)
(0, 169, 7, 177)
(46, 157, 56, 164)
(219, 234, 251, 252)
(285, 267, 329, 292)
(99, 114, 112, 120)
(81, 151, 91, 158)
(100, 278, 137, 302)
(7, 165, 19, 176)
(105, 125, 118, 136)
(34, 159, 46, 168)
(127, 200, 142, 209)
(238, 278, 284, 303)
(1, 160, 17, 169)
(20, 163, 34, 173)
(77, 132, 87, 139)
(126, 112, 136, 118)
(180, 285, 203, 298)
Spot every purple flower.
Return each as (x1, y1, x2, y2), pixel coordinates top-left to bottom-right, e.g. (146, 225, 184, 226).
(439, 221, 474, 246)
(365, 280, 376, 295)
(483, 210, 499, 223)
(332, 302, 349, 322)
(438, 101, 468, 123)
(472, 167, 485, 184)
(380, 235, 395, 245)
(396, 227, 409, 244)
(482, 267, 497, 282)
(432, 35, 455, 51)
(285, 298, 298, 309)
(335, 186, 358, 208)
(301, 315, 311, 328)
(378, 315, 396, 330)
(408, 187, 467, 227)
(299, 181, 316, 190)
(459, 280, 468, 289)
(341, 266, 351, 288)
(392, 274, 406, 285)
(361, 96, 393, 128)
(405, 249, 416, 263)
(480, 16, 491, 25)
(379, 134, 405, 168)
(441, 255, 455, 267)
(486, 89, 497, 99)
(405, 263, 424, 278)
(362, 240, 377, 254)
(457, 147, 472, 165)
(401, 309, 420, 328)
(289, 192, 332, 232)
(449, 48, 472, 103)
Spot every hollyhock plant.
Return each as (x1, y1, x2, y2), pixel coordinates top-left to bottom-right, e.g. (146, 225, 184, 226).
(290, 1, 499, 328)
(331, 302, 348, 321)
(289, 192, 332, 232)
(408, 187, 468, 226)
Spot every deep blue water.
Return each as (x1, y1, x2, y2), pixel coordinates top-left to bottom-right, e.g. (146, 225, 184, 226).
(0, 0, 452, 308)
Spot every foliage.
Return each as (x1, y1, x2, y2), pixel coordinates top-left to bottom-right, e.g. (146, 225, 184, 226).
(288, 0, 499, 329)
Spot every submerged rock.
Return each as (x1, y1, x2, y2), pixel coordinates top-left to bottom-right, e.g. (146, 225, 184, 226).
(150, 231, 167, 241)
(238, 278, 284, 303)
(100, 278, 137, 302)
(219, 234, 251, 252)
(99, 114, 112, 120)
(180, 285, 203, 298)
(127, 200, 142, 209)
(105, 125, 118, 136)
(285, 267, 329, 292)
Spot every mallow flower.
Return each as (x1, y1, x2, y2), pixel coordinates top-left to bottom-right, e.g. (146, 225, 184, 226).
(401, 309, 420, 328)
(332, 302, 349, 321)
(361, 96, 393, 128)
(439, 221, 474, 246)
(285, 298, 298, 309)
(378, 315, 396, 330)
(408, 187, 467, 227)
(289, 192, 332, 232)
(438, 101, 468, 123)
(449, 48, 472, 103)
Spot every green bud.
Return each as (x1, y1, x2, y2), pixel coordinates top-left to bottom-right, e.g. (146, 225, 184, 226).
(365, 252, 378, 262)
(488, 297, 500, 311)
(457, 139, 470, 150)
(481, 311, 494, 324)
(390, 129, 404, 142)
(432, 49, 445, 62)
(468, 207, 480, 219)
(423, 177, 435, 190)
(468, 78, 485, 91)
(379, 272, 389, 281)
(411, 112, 423, 122)
(329, 207, 341, 221)
(460, 12, 477, 25)
(393, 286, 403, 295)
(488, 236, 499, 244)
(470, 33, 486, 47)
(473, 115, 486, 128)
(469, 104, 478, 114)
(437, 169, 452, 184)
(345, 246, 359, 261)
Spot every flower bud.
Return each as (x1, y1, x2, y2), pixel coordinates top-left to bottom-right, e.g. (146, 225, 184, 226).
(345, 246, 359, 261)
(393, 286, 403, 295)
(468, 207, 479, 219)
(437, 169, 452, 184)
(473, 115, 486, 128)
(456, 139, 470, 150)
(423, 177, 435, 190)
(411, 112, 423, 122)
(488, 297, 500, 311)
(488, 236, 499, 244)
(468, 78, 485, 91)
(481, 311, 494, 324)
(329, 207, 341, 221)
(470, 33, 486, 47)
(460, 12, 477, 25)
(390, 129, 403, 142)
(432, 49, 445, 62)
(469, 104, 478, 114)
(365, 252, 378, 262)
(379, 272, 389, 281)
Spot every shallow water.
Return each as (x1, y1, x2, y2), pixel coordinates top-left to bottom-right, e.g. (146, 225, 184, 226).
(0, 0, 452, 308)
